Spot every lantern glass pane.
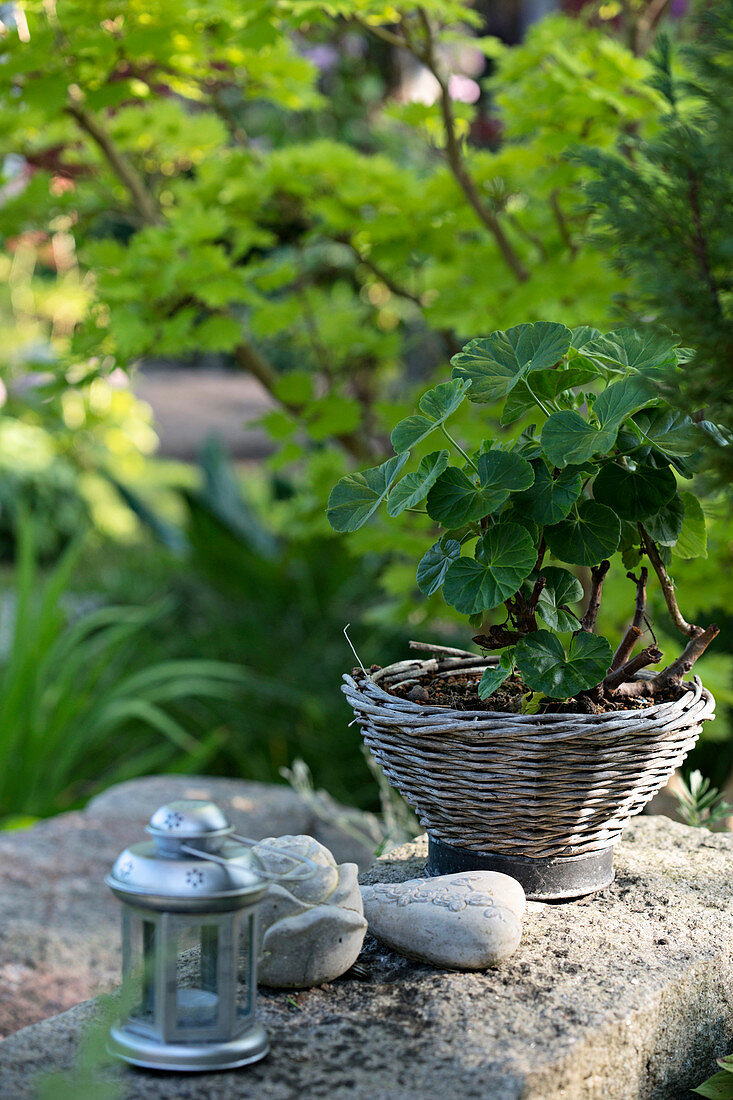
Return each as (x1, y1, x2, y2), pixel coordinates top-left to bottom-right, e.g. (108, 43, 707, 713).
(173, 919, 221, 1032)
(122, 911, 156, 1026)
(237, 912, 256, 1020)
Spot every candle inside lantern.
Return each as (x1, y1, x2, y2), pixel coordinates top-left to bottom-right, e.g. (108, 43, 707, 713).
(177, 987, 219, 1028)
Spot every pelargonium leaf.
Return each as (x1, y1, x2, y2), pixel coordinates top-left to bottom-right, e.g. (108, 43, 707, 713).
(541, 411, 617, 467)
(580, 328, 681, 374)
(642, 491, 685, 546)
(443, 522, 536, 614)
(515, 630, 613, 698)
(545, 500, 621, 566)
(326, 453, 411, 532)
(673, 492, 707, 559)
(500, 366, 599, 426)
(512, 462, 583, 525)
(477, 449, 535, 497)
(426, 451, 531, 527)
(390, 378, 471, 453)
(592, 461, 677, 521)
(451, 322, 572, 404)
(478, 659, 514, 700)
(426, 467, 489, 527)
(593, 375, 657, 429)
(530, 566, 584, 632)
(416, 538, 461, 597)
(387, 450, 449, 516)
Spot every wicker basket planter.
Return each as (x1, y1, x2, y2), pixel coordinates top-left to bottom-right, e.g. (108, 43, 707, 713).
(343, 653, 716, 900)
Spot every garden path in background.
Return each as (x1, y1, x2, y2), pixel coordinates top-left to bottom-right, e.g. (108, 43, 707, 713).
(134, 368, 275, 460)
(0, 775, 374, 1038)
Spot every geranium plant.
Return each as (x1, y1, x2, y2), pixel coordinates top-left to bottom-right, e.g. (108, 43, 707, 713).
(327, 321, 719, 706)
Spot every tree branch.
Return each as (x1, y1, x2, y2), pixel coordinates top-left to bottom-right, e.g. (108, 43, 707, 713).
(65, 96, 162, 228)
(232, 343, 375, 462)
(370, 9, 529, 283)
(549, 190, 577, 257)
(579, 560, 610, 632)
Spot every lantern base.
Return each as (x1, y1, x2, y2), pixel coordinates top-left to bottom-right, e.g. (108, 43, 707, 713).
(108, 1021, 269, 1072)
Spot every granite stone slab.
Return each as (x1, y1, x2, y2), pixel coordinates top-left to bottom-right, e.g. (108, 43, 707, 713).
(1, 816, 732, 1098)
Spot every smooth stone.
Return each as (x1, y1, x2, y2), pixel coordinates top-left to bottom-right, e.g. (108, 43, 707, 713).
(361, 870, 525, 970)
(252, 835, 367, 988)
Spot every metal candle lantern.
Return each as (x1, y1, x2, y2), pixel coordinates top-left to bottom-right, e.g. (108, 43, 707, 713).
(106, 799, 307, 1072)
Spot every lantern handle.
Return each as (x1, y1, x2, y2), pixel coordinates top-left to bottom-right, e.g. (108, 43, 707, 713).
(180, 838, 318, 883)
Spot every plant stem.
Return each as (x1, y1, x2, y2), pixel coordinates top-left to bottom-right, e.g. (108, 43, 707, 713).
(604, 645, 663, 691)
(579, 560, 610, 632)
(441, 426, 479, 473)
(524, 381, 553, 417)
(611, 568, 648, 669)
(638, 525, 698, 637)
(65, 96, 162, 228)
(655, 625, 720, 688)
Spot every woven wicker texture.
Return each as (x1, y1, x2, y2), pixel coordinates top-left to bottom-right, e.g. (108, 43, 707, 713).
(342, 655, 715, 859)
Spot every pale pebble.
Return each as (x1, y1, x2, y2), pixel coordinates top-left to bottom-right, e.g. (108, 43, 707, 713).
(361, 870, 524, 970)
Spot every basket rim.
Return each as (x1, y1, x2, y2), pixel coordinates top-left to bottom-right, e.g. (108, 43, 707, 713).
(343, 652, 710, 727)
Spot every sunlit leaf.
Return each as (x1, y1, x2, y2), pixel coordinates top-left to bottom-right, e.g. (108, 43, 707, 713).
(451, 322, 572, 404)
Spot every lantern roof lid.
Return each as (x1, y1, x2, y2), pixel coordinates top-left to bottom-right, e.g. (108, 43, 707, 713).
(106, 800, 268, 912)
(147, 799, 232, 841)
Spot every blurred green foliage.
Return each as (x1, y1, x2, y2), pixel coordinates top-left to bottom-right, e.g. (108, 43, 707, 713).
(0, 1, 663, 490)
(0, 519, 253, 824)
(584, 1, 733, 480)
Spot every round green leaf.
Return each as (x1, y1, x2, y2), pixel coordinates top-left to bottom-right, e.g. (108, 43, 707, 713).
(326, 453, 410, 532)
(478, 662, 513, 700)
(426, 467, 496, 527)
(674, 492, 707, 559)
(416, 538, 461, 597)
(545, 500, 621, 566)
(531, 566, 584, 632)
(541, 411, 617, 468)
(477, 449, 535, 499)
(451, 322, 571, 404)
(643, 493, 684, 546)
(580, 328, 680, 375)
(443, 523, 536, 614)
(390, 378, 471, 453)
(513, 462, 583, 525)
(515, 630, 613, 698)
(387, 450, 449, 516)
(593, 375, 656, 429)
(592, 462, 677, 521)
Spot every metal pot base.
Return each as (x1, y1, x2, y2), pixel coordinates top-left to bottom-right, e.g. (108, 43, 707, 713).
(426, 835, 615, 902)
